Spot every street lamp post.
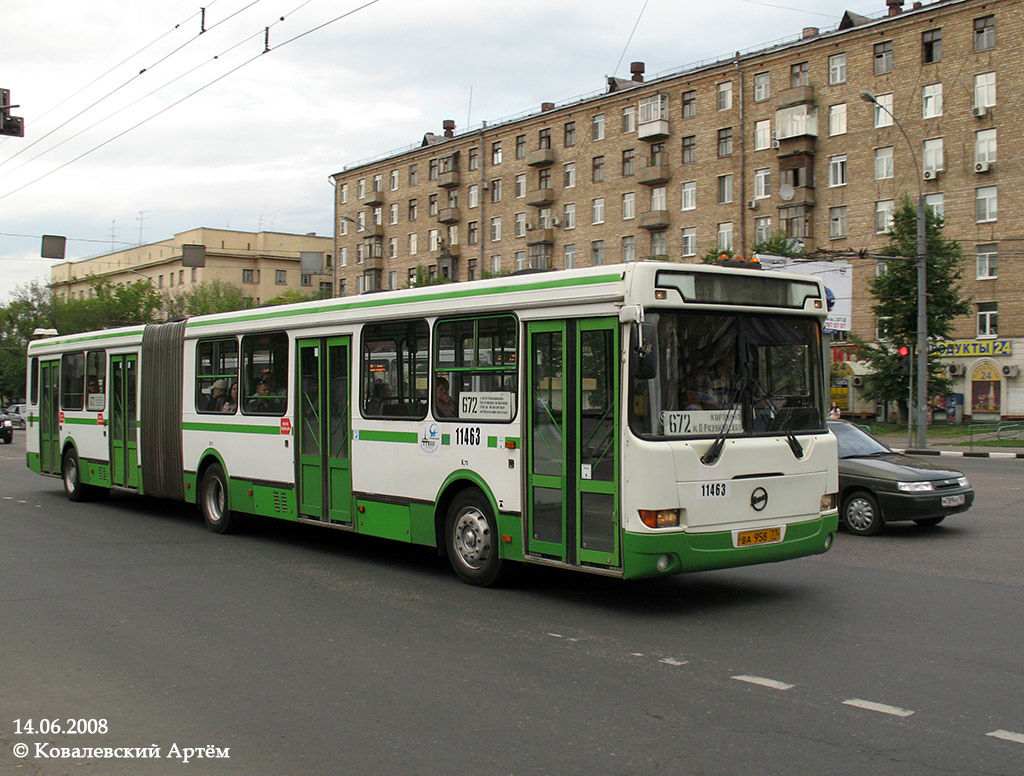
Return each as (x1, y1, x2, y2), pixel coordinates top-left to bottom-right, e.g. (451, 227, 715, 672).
(861, 91, 928, 449)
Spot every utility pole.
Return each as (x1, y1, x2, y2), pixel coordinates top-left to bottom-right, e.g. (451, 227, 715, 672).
(137, 211, 149, 245)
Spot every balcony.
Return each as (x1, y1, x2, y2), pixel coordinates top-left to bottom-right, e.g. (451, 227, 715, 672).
(526, 148, 556, 167)
(777, 85, 815, 109)
(526, 228, 554, 245)
(362, 255, 383, 271)
(437, 208, 460, 224)
(638, 163, 671, 185)
(438, 170, 460, 189)
(526, 188, 555, 207)
(639, 210, 670, 230)
(638, 119, 670, 141)
(364, 188, 384, 206)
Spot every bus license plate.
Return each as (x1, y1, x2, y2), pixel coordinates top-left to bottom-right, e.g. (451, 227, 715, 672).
(941, 494, 965, 507)
(735, 527, 782, 548)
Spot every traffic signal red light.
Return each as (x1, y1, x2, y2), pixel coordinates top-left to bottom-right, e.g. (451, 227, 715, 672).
(897, 345, 911, 377)
(897, 345, 911, 357)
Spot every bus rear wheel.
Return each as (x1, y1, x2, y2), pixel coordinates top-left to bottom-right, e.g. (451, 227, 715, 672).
(200, 463, 244, 534)
(444, 490, 509, 587)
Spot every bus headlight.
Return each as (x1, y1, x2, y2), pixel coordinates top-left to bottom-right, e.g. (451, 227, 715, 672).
(639, 509, 680, 528)
(820, 493, 837, 511)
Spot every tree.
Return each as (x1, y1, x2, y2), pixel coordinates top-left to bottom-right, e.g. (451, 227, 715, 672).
(0, 280, 55, 400)
(751, 230, 807, 258)
(165, 279, 250, 318)
(263, 289, 314, 307)
(853, 194, 971, 411)
(52, 279, 163, 334)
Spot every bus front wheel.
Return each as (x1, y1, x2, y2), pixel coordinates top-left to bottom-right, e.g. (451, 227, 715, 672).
(62, 448, 106, 502)
(200, 463, 244, 535)
(444, 490, 509, 587)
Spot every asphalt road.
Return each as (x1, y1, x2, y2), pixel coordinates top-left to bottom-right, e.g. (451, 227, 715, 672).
(0, 433, 1021, 775)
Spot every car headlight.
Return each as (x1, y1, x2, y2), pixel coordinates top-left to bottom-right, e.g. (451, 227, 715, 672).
(897, 481, 935, 492)
(2, 420, 11, 427)
(957, 476, 970, 488)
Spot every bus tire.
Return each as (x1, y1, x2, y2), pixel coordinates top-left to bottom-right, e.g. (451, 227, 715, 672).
(444, 489, 509, 587)
(200, 463, 243, 535)
(62, 448, 93, 502)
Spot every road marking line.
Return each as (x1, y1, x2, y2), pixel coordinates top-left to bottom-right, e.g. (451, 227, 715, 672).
(731, 675, 794, 690)
(659, 657, 689, 666)
(987, 729, 1024, 744)
(842, 699, 914, 717)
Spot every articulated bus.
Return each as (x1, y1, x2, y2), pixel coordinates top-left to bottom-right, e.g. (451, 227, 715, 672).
(25, 261, 839, 586)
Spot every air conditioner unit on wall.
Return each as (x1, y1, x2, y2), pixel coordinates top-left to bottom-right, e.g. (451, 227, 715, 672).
(975, 161, 991, 173)
(947, 364, 965, 377)
(852, 376, 864, 387)
(747, 199, 759, 210)
(973, 105, 988, 118)
(525, 222, 535, 231)
(771, 140, 781, 149)
(923, 169, 937, 180)
(1002, 365, 1019, 378)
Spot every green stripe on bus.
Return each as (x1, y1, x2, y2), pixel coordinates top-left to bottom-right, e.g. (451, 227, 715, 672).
(186, 272, 623, 329)
(62, 416, 103, 425)
(182, 421, 282, 434)
(27, 327, 146, 350)
(358, 429, 419, 444)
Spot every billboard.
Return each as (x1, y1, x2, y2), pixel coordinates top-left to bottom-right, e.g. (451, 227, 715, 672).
(755, 254, 852, 332)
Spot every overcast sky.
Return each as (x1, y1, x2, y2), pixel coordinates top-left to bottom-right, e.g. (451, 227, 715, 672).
(0, 0, 880, 301)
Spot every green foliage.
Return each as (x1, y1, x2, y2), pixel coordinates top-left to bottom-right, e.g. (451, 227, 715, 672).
(262, 289, 315, 307)
(165, 279, 249, 318)
(699, 247, 733, 264)
(860, 194, 971, 404)
(751, 231, 806, 258)
(408, 264, 452, 288)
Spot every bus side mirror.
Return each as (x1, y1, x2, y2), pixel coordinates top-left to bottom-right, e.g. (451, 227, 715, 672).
(630, 321, 659, 381)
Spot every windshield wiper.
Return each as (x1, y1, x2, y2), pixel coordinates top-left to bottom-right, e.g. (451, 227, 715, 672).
(700, 379, 745, 466)
(750, 379, 804, 460)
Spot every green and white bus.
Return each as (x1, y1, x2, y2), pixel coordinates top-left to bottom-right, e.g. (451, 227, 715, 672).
(25, 261, 839, 585)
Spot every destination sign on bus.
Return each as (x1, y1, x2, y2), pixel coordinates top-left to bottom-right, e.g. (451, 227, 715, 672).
(459, 391, 513, 420)
(661, 409, 743, 437)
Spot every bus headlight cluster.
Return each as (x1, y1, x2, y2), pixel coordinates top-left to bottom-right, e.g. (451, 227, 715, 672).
(639, 509, 679, 528)
(820, 493, 837, 511)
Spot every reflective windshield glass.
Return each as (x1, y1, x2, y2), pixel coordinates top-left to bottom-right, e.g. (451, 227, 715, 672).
(629, 312, 824, 439)
(829, 421, 891, 457)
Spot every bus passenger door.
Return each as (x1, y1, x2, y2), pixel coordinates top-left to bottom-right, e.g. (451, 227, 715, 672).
(109, 354, 139, 488)
(297, 337, 352, 524)
(526, 318, 621, 569)
(39, 360, 60, 475)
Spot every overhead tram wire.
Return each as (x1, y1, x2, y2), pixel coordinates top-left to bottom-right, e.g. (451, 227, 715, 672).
(0, 0, 381, 204)
(612, 0, 650, 79)
(0, 0, 265, 173)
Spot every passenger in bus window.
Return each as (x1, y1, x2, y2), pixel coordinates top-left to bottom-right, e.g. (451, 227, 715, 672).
(435, 376, 457, 418)
(246, 381, 274, 414)
(365, 380, 391, 415)
(209, 379, 229, 412)
(221, 383, 238, 413)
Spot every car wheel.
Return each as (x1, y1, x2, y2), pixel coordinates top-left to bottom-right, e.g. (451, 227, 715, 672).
(841, 490, 884, 536)
(913, 516, 945, 527)
(444, 489, 510, 587)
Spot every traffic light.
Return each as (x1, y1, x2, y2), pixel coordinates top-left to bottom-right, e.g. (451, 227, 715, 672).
(897, 345, 911, 377)
(0, 88, 25, 137)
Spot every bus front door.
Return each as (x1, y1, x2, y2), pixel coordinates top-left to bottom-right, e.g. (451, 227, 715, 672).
(39, 360, 60, 475)
(297, 337, 352, 524)
(526, 318, 620, 569)
(109, 354, 139, 488)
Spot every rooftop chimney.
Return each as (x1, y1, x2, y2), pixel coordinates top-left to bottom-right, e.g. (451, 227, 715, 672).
(442, 119, 455, 138)
(630, 61, 645, 83)
(887, 0, 903, 15)
(541, 102, 555, 112)
(802, 27, 819, 39)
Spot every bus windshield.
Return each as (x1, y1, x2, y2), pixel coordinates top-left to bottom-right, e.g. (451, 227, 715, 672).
(629, 311, 824, 439)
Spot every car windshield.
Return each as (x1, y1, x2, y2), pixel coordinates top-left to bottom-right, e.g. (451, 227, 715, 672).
(829, 421, 892, 458)
(629, 311, 825, 439)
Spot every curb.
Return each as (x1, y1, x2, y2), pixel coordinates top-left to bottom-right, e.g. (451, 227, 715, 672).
(893, 448, 1024, 459)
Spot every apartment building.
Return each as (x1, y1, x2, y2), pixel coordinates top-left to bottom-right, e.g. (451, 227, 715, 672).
(331, 0, 1023, 418)
(51, 228, 334, 307)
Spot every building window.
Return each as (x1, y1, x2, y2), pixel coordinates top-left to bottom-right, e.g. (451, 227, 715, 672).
(408, 165, 417, 186)
(490, 255, 502, 275)
(976, 186, 997, 223)
(650, 231, 667, 257)
(639, 94, 668, 123)
(717, 128, 733, 157)
(514, 212, 526, 238)
(389, 170, 399, 190)
(408, 233, 417, 255)
(564, 162, 576, 188)
(389, 203, 399, 224)
(622, 105, 636, 133)
(564, 244, 576, 269)
(492, 141, 502, 165)
(717, 222, 733, 252)
(829, 103, 847, 136)
(591, 240, 605, 265)
(592, 155, 605, 182)
(923, 138, 944, 174)
(468, 221, 479, 245)
(622, 235, 636, 263)
(490, 217, 502, 241)
(977, 302, 998, 337)
(780, 205, 809, 239)
(515, 173, 526, 198)
(468, 147, 479, 171)
(828, 155, 847, 187)
(925, 193, 944, 220)
(753, 168, 770, 199)
(621, 149, 635, 177)
(716, 175, 732, 204)
(491, 179, 502, 203)
(592, 113, 605, 140)
(242, 268, 257, 284)
(790, 62, 809, 87)
(829, 206, 848, 239)
(563, 122, 575, 147)
(651, 186, 667, 211)
(829, 53, 847, 85)
(538, 128, 552, 150)
(875, 146, 894, 179)
(717, 81, 732, 111)
(681, 228, 696, 257)
(681, 181, 696, 211)
(563, 202, 576, 229)
(301, 273, 313, 287)
(753, 119, 771, 151)
(428, 194, 438, 216)
(682, 89, 696, 118)
(975, 72, 996, 109)
(976, 244, 998, 279)
(875, 200, 894, 234)
(922, 83, 943, 118)
(468, 184, 479, 209)
(428, 160, 439, 181)
(682, 135, 696, 164)
(275, 269, 286, 285)
(976, 128, 997, 165)
(753, 72, 770, 102)
(357, 178, 365, 199)
(592, 198, 605, 224)
(754, 216, 771, 244)
(649, 141, 666, 166)
(922, 29, 942, 63)
(408, 199, 418, 221)
(872, 93, 893, 128)
(874, 41, 893, 75)
(622, 192, 635, 220)
(538, 207, 552, 229)
(974, 15, 995, 52)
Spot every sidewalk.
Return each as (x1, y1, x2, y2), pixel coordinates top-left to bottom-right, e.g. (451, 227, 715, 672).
(872, 430, 1024, 459)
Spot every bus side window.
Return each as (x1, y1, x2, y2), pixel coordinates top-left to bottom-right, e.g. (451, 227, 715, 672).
(196, 338, 239, 414)
(360, 320, 428, 420)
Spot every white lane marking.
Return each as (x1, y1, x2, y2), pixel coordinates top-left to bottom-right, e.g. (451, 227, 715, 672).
(987, 729, 1024, 744)
(842, 699, 914, 717)
(731, 675, 794, 691)
(659, 657, 689, 666)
